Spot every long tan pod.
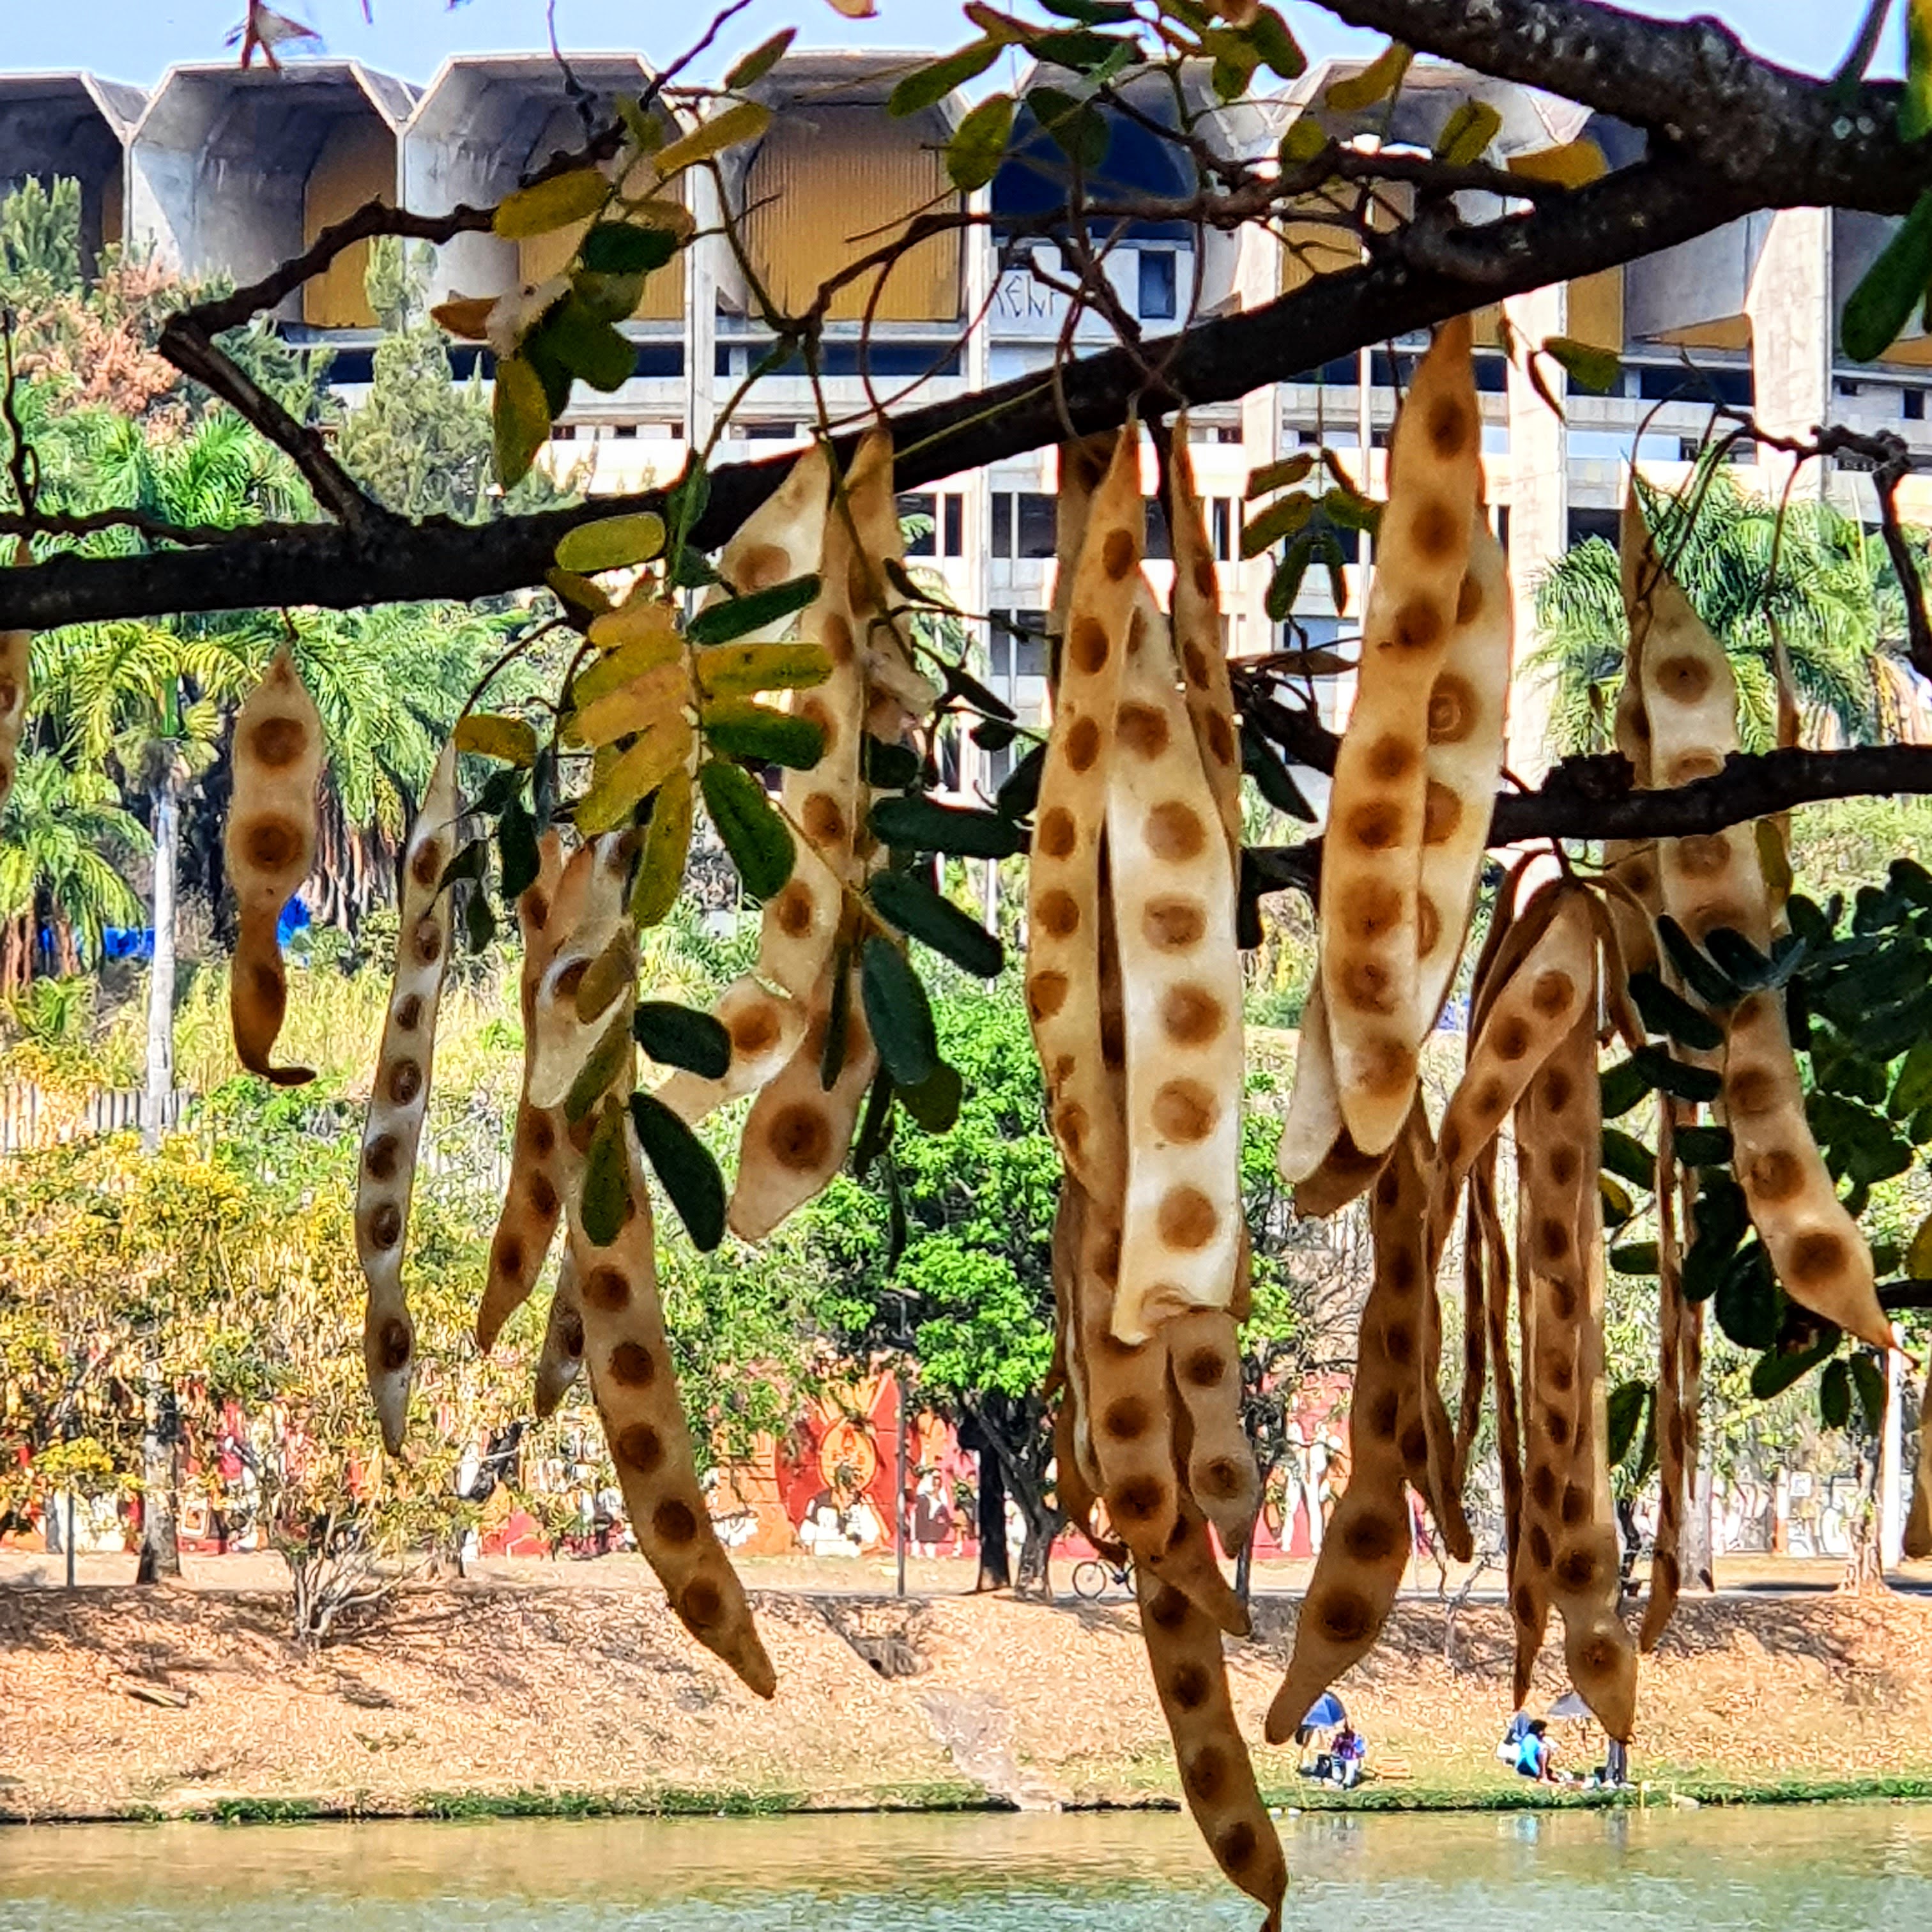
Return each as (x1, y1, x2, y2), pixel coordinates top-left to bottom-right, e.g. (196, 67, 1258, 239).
(1316, 316, 1481, 1157)
(0, 546, 27, 811)
(1266, 1109, 1427, 1746)
(709, 441, 831, 619)
(477, 834, 569, 1353)
(1135, 1552, 1285, 1931)
(1052, 434, 1117, 643)
(226, 645, 323, 1085)
(1906, 1373, 1932, 1560)
(358, 740, 459, 1452)
(727, 958, 875, 1243)
(1415, 511, 1510, 1029)
(1724, 990, 1890, 1347)
(1643, 1105, 1689, 1648)
(534, 1252, 586, 1418)
(1604, 489, 1660, 975)
(1050, 1182, 1107, 1503)
(1165, 430, 1243, 860)
(528, 836, 633, 1110)
(1110, 588, 1245, 1341)
(654, 973, 809, 1124)
(1165, 1307, 1261, 1554)
(1027, 426, 1142, 1200)
(569, 1124, 776, 1698)
(1276, 981, 1346, 1184)
(1521, 1015, 1637, 1740)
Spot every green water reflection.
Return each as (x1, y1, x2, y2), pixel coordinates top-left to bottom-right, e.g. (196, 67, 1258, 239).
(3, 1803, 1931, 1928)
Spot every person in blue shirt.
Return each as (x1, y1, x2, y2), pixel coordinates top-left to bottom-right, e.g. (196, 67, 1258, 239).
(1514, 1719, 1559, 1783)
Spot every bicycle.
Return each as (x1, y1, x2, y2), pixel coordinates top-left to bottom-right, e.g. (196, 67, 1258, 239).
(1070, 1555, 1134, 1600)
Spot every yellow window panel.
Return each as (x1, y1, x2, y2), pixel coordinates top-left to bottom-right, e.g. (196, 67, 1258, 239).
(1651, 315, 1752, 352)
(303, 117, 395, 328)
(1565, 267, 1623, 355)
(519, 213, 687, 321)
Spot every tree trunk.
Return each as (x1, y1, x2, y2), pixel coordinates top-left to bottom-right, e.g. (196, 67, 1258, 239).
(143, 769, 180, 1154)
(135, 1360, 180, 1584)
(974, 1441, 1009, 1591)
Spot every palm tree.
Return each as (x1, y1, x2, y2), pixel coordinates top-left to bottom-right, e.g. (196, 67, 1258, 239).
(1528, 468, 1924, 761)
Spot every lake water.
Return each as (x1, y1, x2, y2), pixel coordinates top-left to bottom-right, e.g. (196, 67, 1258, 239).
(3, 1804, 1931, 1929)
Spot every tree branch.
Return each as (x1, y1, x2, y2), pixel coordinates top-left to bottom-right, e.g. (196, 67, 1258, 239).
(1248, 744, 1932, 895)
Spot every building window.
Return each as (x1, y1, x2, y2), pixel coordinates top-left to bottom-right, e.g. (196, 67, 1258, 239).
(1216, 426, 1243, 444)
(988, 613, 1012, 680)
(1908, 389, 1926, 421)
(1495, 504, 1510, 557)
(991, 493, 1013, 558)
(1138, 249, 1177, 321)
(899, 491, 937, 557)
(1568, 508, 1619, 549)
(1210, 498, 1233, 563)
(1016, 493, 1057, 559)
(943, 493, 965, 556)
(988, 610, 1050, 679)
(614, 424, 638, 440)
(746, 422, 794, 440)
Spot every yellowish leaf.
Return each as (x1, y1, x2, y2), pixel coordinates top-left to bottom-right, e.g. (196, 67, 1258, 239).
(1755, 817, 1794, 905)
(626, 196, 696, 236)
(574, 631, 687, 709)
(1324, 40, 1411, 112)
(576, 718, 695, 834)
(492, 356, 551, 487)
(494, 167, 610, 239)
(431, 295, 495, 341)
(555, 512, 666, 575)
(453, 713, 538, 765)
(1279, 115, 1328, 164)
(588, 596, 684, 653)
(570, 661, 689, 749)
(1435, 99, 1502, 167)
(695, 640, 833, 700)
(631, 769, 693, 930)
(546, 567, 614, 617)
(648, 103, 773, 180)
(1508, 139, 1607, 189)
(1909, 1207, 1932, 1280)
(825, 0, 879, 16)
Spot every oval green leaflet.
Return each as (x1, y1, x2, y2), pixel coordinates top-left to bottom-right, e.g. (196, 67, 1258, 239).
(861, 936, 939, 1089)
(948, 93, 1015, 193)
(698, 758, 795, 901)
(702, 700, 825, 770)
(632, 1000, 731, 1080)
(629, 1092, 726, 1252)
(868, 870, 1004, 978)
(579, 1100, 632, 1247)
(494, 167, 608, 239)
(492, 355, 552, 488)
(555, 512, 668, 576)
(629, 770, 692, 930)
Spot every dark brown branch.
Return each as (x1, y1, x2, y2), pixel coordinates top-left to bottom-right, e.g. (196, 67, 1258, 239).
(0, 507, 254, 549)
(1248, 744, 1932, 895)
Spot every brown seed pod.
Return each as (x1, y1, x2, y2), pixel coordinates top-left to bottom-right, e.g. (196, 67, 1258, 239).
(727, 956, 876, 1243)
(1051, 1183, 1119, 1552)
(358, 740, 460, 1452)
(1642, 1105, 1689, 1649)
(225, 645, 323, 1085)
(654, 973, 810, 1124)
(528, 837, 633, 1111)
(1110, 586, 1245, 1342)
(534, 1251, 586, 1418)
(1165, 429, 1243, 861)
(710, 441, 831, 617)
(1026, 426, 1143, 1203)
(1316, 316, 1481, 1158)
(1906, 1372, 1932, 1561)
(1135, 1533, 1286, 1932)
(476, 833, 571, 1354)
(1166, 1308, 1260, 1555)
(568, 1115, 776, 1698)
(0, 546, 27, 813)
(1050, 434, 1116, 643)
(1415, 512, 1511, 1031)
(1266, 1105, 1430, 1745)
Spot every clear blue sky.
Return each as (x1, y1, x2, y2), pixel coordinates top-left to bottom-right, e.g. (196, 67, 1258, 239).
(1, 0, 1897, 91)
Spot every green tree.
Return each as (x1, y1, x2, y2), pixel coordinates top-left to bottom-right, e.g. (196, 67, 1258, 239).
(1529, 468, 1921, 760)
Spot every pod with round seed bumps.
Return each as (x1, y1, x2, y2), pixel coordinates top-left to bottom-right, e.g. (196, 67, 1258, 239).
(477, 831, 569, 1353)
(1643, 1106, 1690, 1649)
(1315, 317, 1481, 1158)
(1051, 435, 1115, 643)
(1027, 427, 1143, 1203)
(1137, 1546, 1286, 1931)
(568, 1119, 776, 1698)
(1165, 1307, 1260, 1553)
(534, 1251, 586, 1418)
(226, 645, 323, 1085)
(1415, 511, 1510, 1030)
(1165, 429, 1243, 861)
(0, 546, 27, 813)
(727, 956, 876, 1243)
(707, 442, 831, 623)
(527, 836, 632, 1111)
(1110, 585, 1245, 1342)
(1266, 1104, 1429, 1745)
(358, 739, 460, 1451)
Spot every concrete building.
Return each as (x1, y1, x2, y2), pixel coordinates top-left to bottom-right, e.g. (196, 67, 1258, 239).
(3, 48, 1930, 779)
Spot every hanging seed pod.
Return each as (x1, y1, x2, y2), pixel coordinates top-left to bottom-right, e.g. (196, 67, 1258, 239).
(1027, 427, 1142, 1203)
(225, 645, 323, 1085)
(654, 973, 809, 1124)
(1165, 429, 1243, 861)
(534, 1252, 586, 1418)
(1642, 1106, 1690, 1649)
(1906, 1373, 1932, 1560)
(1135, 1544, 1286, 1931)
(1110, 587, 1245, 1342)
(358, 740, 460, 1452)
(1051, 1182, 1116, 1542)
(709, 441, 831, 617)
(1414, 512, 1511, 1029)
(528, 836, 632, 1111)
(0, 545, 28, 813)
(477, 831, 569, 1353)
(1267, 1105, 1430, 1745)
(1278, 983, 1387, 1220)
(569, 1114, 776, 1698)
(1315, 317, 1481, 1158)
(1051, 434, 1116, 643)
(1166, 1308, 1260, 1555)
(728, 956, 876, 1243)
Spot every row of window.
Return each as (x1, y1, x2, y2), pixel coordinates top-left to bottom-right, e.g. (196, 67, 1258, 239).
(898, 493, 967, 559)
(988, 493, 1239, 562)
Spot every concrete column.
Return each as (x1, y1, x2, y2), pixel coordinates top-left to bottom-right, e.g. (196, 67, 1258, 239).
(1882, 1345, 1906, 1570)
(683, 170, 720, 452)
(1501, 281, 1568, 780)
(1744, 208, 1832, 502)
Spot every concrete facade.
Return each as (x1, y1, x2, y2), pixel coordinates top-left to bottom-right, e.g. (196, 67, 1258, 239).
(4, 50, 1931, 778)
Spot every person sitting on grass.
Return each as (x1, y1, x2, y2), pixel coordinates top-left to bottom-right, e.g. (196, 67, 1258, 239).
(1515, 1719, 1561, 1784)
(1328, 1724, 1367, 1790)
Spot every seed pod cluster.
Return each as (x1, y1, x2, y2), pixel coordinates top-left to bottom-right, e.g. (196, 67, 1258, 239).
(225, 646, 323, 1086)
(1027, 426, 1278, 1929)
(358, 740, 461, 1453)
